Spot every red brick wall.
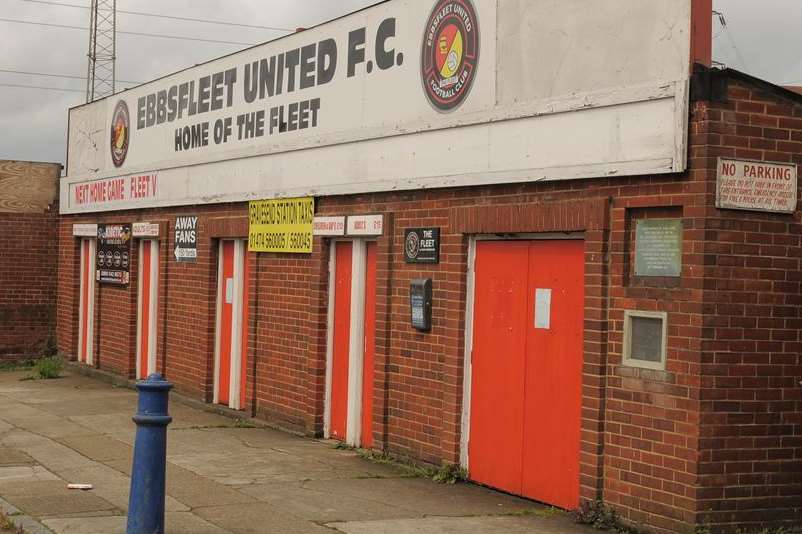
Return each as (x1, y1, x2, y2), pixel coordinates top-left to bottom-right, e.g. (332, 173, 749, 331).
(54, 71, 802, 533)
(694, 79, 802, 530)
(0, 210, 58, 360)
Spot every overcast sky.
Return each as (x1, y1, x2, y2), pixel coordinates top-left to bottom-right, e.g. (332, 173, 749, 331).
(0, 0, 800, 167)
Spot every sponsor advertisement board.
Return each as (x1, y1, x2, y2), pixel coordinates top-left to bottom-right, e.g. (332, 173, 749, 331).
(248, 197, 314, 253)
(96, 224, 132, 285)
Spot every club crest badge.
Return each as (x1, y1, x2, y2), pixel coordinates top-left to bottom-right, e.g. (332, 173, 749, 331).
(421, 0, 480, 112)
(110, 100, 130, 168)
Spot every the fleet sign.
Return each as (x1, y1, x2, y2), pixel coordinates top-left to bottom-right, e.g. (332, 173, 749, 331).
(248, 197, 314, 253)
(63, 0, 692, 214)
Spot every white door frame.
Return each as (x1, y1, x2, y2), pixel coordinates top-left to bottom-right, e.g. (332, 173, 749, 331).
(136, 239, 159, 379)
(324, 239, 369, 446)
(459, 232, 585, 469)
(213, 239, 246, 410)
(77, 238, 96, 366)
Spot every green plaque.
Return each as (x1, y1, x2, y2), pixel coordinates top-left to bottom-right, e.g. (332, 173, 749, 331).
(634, 219, 682, 277)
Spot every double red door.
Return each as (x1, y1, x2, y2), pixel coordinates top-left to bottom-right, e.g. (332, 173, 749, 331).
(215, 240, 250, 410)
(469, 239, 584, 509)
(329, 240, 377, 447)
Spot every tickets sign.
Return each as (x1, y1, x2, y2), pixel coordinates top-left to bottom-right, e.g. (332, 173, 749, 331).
(248, 197, 314, 253)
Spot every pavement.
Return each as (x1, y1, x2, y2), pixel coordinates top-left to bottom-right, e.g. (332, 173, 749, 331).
(0, 368, 590, 534)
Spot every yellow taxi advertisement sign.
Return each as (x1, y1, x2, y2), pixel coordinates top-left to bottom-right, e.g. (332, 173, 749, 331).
(248, 197, 314, 253)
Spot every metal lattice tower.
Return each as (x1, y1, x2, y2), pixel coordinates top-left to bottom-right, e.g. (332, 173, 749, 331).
(85, 0, 116, 102)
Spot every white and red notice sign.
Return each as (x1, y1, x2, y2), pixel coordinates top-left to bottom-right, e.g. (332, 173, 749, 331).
(716, 158, 798, 214)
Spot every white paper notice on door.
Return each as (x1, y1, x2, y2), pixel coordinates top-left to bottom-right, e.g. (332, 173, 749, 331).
(225, 278, 234, 304)
(534, 288, 552, 329)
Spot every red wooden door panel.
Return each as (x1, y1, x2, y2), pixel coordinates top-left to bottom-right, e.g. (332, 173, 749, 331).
(138, 240, 152, 379)
(469, 241, 529, 495)
(361, 242, 377, 448)
(330, 242, 353, 441)
(79, 239, 90, 363)
(218, 241, 235, 405)
(240, 251, 250, 409)
(522, 240, 584, 509)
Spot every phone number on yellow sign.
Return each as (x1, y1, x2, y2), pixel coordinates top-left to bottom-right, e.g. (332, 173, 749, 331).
(248, 230, 312, 253)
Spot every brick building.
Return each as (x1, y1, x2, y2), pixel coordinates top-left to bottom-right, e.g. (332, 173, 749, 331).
(54, 1, 801, 532)
(0, 160, 60, 360)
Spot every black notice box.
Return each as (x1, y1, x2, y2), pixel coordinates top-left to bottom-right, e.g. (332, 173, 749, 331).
(410, 278, 432, 332)
(97, 223, 132, 285)
(404, 228, 440, 264)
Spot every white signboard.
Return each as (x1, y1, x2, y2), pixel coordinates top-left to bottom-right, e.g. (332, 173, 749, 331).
(132, 222, 160, 237)
(347, 215, 383, 236)
(716, 158, 798, 213)
(63, 0, 691, 214)
(72, 223, 98, 237)
(313, 216, 346, 236)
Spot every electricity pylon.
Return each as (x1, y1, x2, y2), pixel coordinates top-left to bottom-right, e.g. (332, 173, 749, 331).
(85, 0, 116, 102)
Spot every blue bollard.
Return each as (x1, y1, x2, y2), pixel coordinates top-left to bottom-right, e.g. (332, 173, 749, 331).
(127, 374, 173, 534)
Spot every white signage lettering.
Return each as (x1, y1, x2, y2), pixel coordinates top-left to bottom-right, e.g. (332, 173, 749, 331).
(313, 216, 346, 236)
(132, 222, 160, 237)
(347, 215, 383, 236)
(72, 223, 98, 237)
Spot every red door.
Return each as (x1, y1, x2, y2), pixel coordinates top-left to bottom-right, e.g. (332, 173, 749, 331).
(215, 240, 250, 409)
(78, 238, 96, 365)
(329, 241, 377, 446)
(330, 242, 353, 441)
(469, 239, 584, 509)
(137, 240, 159, 380)
(361, 242, 377, 448)
(218, 241, 235, 406)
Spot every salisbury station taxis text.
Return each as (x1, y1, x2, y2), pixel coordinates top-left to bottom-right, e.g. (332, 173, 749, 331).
(73, 174, 157, 206)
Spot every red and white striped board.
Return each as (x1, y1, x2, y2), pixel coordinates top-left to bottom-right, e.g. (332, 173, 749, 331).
(325, 240, 377, 447)
(213, 240, 250, 410)
(136, 239, 159, 380)
(77, 238, 96, 365)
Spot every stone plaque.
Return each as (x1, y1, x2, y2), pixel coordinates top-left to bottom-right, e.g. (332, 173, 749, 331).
(634, 219, 682, 277)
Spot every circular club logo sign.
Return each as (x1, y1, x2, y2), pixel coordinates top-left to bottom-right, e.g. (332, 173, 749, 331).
(405, 231, 420, 260)
(110, 100, 130, 168)
(421, 0, 480, 112)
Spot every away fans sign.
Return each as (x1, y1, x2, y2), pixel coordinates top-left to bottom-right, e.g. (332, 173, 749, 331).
(174, 216, 198, 262)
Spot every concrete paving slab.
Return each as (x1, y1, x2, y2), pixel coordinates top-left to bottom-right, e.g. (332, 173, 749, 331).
(165, 512, 232, 534)
(327, 515, 579, 534)
(193, 502, 334, 534)
(304, 477, 542, 517)
(12, 416, 98, 439)
(0, 465, 59, 483)
(58, 435, 132, 463)
(0, 447, 34, 466)
(237, 479, 420, 523)
(56, 463, 189, 513)
(0, 480, 118, 517)
(42, 515, 125, 534)
(67, 414, 136, 440)
(2, 431, 96, 473)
